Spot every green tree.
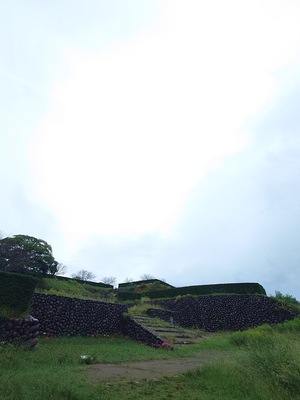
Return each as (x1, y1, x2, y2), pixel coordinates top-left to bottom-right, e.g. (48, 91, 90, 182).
(0, 234, 58, 276)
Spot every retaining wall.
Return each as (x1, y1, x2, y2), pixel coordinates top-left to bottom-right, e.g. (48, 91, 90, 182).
(0, 315, 39, 347)
(31, 293, 164, 346)
(148, 294, 295, 331)
(2, 293, 294, 347)
(32, 293, 127, 336)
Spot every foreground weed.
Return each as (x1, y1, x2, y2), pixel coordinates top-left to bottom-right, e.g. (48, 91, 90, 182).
(274, 316, 300, 333)
(248, 337, 300, 396)
(1, 331, 299, 400)
(229, 324, 300, 398)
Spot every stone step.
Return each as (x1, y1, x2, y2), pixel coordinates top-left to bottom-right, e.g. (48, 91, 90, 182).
(133, 315, 175, 325)
(132, 314, 204, 347)
(132, 315, 154, 320)
(150, 330, 193, 337)
(147, 328, 196, 340)
(147, 328, 180, 333)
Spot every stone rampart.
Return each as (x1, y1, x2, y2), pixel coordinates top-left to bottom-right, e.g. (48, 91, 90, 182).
(30, 293, 164, 346)
(31, 293, 127, 336)
(148, 294, 295, 331)
(0, 315, 39, 347)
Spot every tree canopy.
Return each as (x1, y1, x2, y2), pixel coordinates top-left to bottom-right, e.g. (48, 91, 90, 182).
(0, 234, 58, 276)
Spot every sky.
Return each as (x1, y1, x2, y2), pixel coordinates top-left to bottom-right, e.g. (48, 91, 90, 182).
(0, 0, 300, 298)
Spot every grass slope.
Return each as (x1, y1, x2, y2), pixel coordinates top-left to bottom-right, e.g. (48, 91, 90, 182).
(1, 318, 300, 400)
(35, 277, 114, 302)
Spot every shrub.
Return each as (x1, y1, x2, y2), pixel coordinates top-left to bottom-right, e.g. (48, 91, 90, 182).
(273, 291, 299, 305)
(0, 271, 38, 316)
(230, 328, 274, 347)
(271, 291, 300, 315)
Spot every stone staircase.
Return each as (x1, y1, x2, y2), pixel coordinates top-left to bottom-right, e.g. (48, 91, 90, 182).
(131, 315, 204, 346)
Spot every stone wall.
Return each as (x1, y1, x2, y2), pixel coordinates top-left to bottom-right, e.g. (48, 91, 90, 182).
(2, 293, 293, 347)
(148, 294, 295, 331)
(0, 315, 39, 347)
(31, 293, 164, 346)
(31, 293, 128, 336)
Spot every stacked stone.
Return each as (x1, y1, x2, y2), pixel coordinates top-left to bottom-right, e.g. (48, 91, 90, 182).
(32, 293, 128, 337)
(147, 294, 296, 332)
(0, 316, 39, 347)
(121, 317, 165, 347)
(31, 293, 166, 347)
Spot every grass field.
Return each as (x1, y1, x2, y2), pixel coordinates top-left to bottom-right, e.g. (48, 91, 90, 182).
(1, 317, 300, 400)
(35, 277, 114, 302)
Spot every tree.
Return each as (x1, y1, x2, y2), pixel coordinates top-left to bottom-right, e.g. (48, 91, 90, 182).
(124, 277, 133, 283)
(72, 270, 96, 281)
(0, 234, 58, 275)
(55, 263, 67, 276)
(140, 274, 155, 280)
(102, 276, 116, 286)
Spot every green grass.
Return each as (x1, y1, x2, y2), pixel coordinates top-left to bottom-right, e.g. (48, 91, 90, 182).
(35, 278, 114, 302)
(125, 302, 164, 317)
(135, 316, 179, 328)
(0, 305, 29, 320)
(1, 320, 300, 400)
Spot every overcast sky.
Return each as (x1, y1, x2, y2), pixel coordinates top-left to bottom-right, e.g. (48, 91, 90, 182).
(1, 0, 299, 298)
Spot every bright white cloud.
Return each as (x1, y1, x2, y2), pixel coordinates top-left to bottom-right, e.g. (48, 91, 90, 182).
(30, 0, 300, 241)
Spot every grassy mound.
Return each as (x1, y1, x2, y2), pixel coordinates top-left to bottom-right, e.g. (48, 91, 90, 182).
(35, 277, 114, 302)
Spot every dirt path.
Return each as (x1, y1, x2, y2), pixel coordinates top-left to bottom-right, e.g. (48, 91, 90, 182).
(86, 351, 223, 382)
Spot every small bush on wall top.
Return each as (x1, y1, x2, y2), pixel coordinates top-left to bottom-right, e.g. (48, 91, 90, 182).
(0, 271, 38, 316)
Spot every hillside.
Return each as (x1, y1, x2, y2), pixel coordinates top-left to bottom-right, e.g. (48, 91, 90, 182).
(35, 276, 114, 302)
